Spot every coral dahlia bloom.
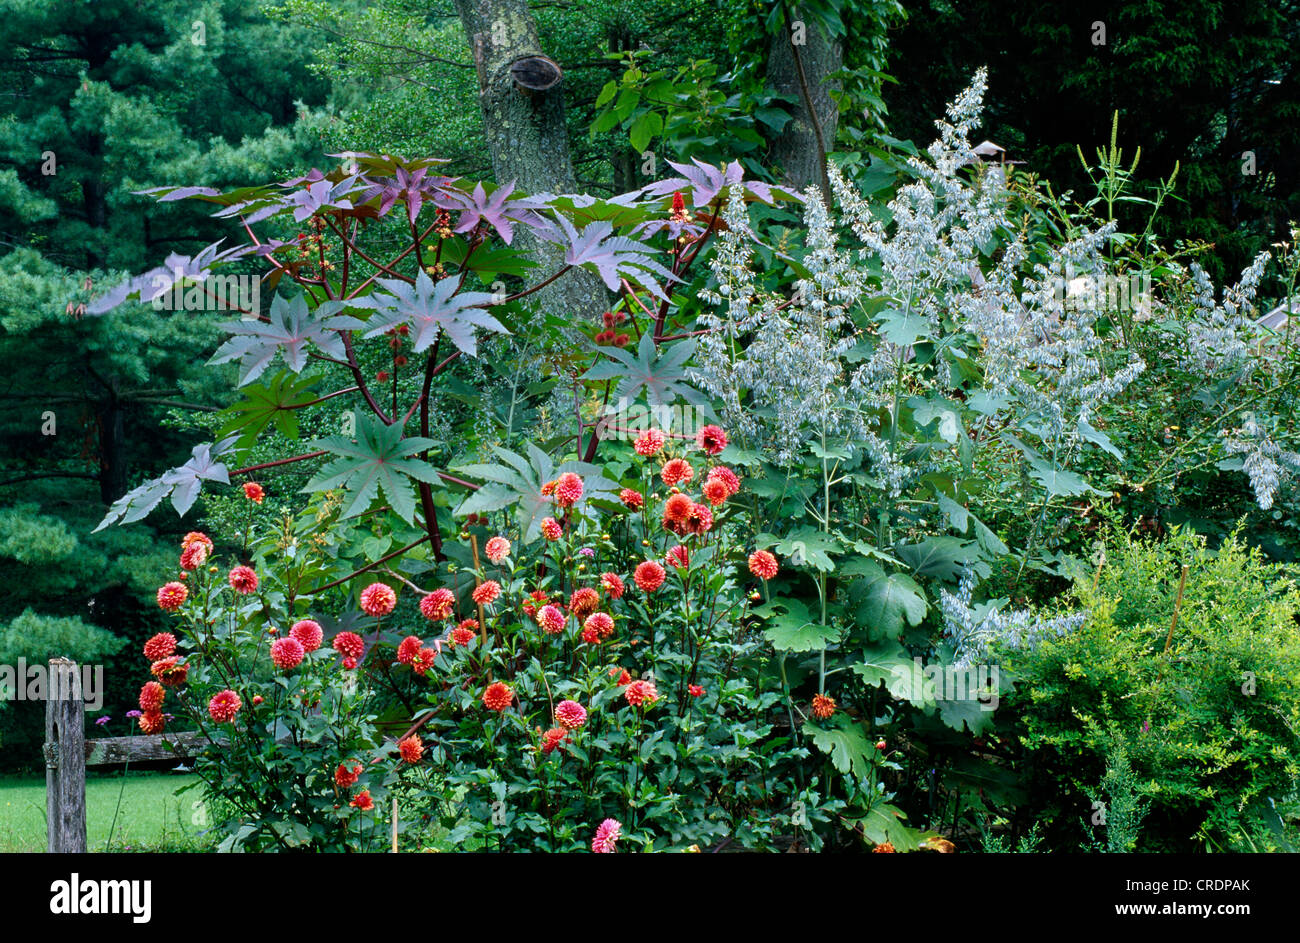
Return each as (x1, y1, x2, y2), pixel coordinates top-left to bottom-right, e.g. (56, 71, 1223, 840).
(661, 458, 695, 487)
(271, 636, 305, 671)
(290, 619, 323, 652)
(143, 632, 177, 662)
(138, 710, 166, 735)
(553, 471, 584, 507)
(208, 689, 242, 723)
(335, 762, 362, 789)
(450, 625, 476, 647)
(398, 735, 423, 764)
(689, 684, 705, 698)
(540, 479, 557, 497)
(811, 693, 836, 720)
(633, 428, 666, 457)
(472, 580, 501, 605)
(695, 424, 728, 456)
(665, 544, 690, 570)
(537, 604, 566, 635)
(581, 625, 600, 644)
(242, 482, 265, 504)
(541, 727, 568, 755)
(420, 588, 456, 621)
(333, 631, 365, 668)
(396, 635, 423, 665)
(706, 465, 740, 496)
(150, 657, 188, 687)
(624, 679, 659, 708)
(350, 789, 374, 811)
(555, 699, 588, 730)
(663, 492, 693, 524)
(139, 681, 165, 713)
(619, 488, 644, 511)
(360, 582, 397, 617)
(156, 582, 188, 612)
(482, 681, 513, 712)
(181, 531, 213, 553)
(584, 612, 615, 640)
(179, 543, 207, 570)
(633, 560, 666, 593)
(522, 590, 549, 618)
(541, 516, 563, 541)
(413, 646, 440, 674)
(702, 477, 730, 507)
(609, 667, 632, 686)
(591, 818, 622, 853)
(748, 550, 779, 580)
(687, 502, 713, 536)
(228, 566, 259, 594)
(600, 572, 625, 599)
(484, 536, 511, 564)
(569, 587, 600, 618)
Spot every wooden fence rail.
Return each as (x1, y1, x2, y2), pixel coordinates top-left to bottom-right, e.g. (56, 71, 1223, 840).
(43, 658, 205, 853)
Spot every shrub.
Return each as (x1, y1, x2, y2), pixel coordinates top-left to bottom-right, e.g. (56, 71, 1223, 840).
(1000, 526, 1300, 851)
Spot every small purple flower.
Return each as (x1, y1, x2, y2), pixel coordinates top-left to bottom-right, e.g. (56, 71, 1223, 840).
(1141, 719, 1150, 733)
(579, 547, 596, 558)
(126, 709, 142, 718)
(94, 716, 111, 726)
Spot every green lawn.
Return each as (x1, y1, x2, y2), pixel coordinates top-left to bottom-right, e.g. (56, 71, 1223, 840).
(0, 772, 210, 852)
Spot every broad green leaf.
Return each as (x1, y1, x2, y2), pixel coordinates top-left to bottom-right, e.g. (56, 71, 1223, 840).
(303, 415, 441, 522)
(774, 528, 841, 572)
(804, 715, 876, 780)
(757, 597, 838, 652)
(210, 293, 361, 387)
(895, 536, 979, 581)
(848, 802, 937, 852)
(852, 641, 934, 708)
(1077, 418, 1123, 459)
(848, 561, 927, 640)
(217, 370, 320, 447)
(878, 306, 931, 346)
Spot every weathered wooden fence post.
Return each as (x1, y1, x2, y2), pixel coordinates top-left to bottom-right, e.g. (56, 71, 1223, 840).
(44, 657, 87, 853)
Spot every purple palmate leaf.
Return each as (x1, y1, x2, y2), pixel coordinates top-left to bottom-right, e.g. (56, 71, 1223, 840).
(555, 216, 678, 300)
(86, 240, 257, 315)
(437, 181, 554, 245)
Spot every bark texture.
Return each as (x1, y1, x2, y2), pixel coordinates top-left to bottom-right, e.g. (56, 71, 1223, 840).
(766, 8, 843, 198)
(453, 0, 607, 321)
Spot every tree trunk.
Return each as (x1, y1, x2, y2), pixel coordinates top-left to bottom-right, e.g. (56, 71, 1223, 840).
(766, 6, 843, 198)
(452, 0, 608, 322)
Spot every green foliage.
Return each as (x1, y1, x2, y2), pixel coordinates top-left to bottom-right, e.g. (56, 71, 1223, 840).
(1001, 526, 1300, 851)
